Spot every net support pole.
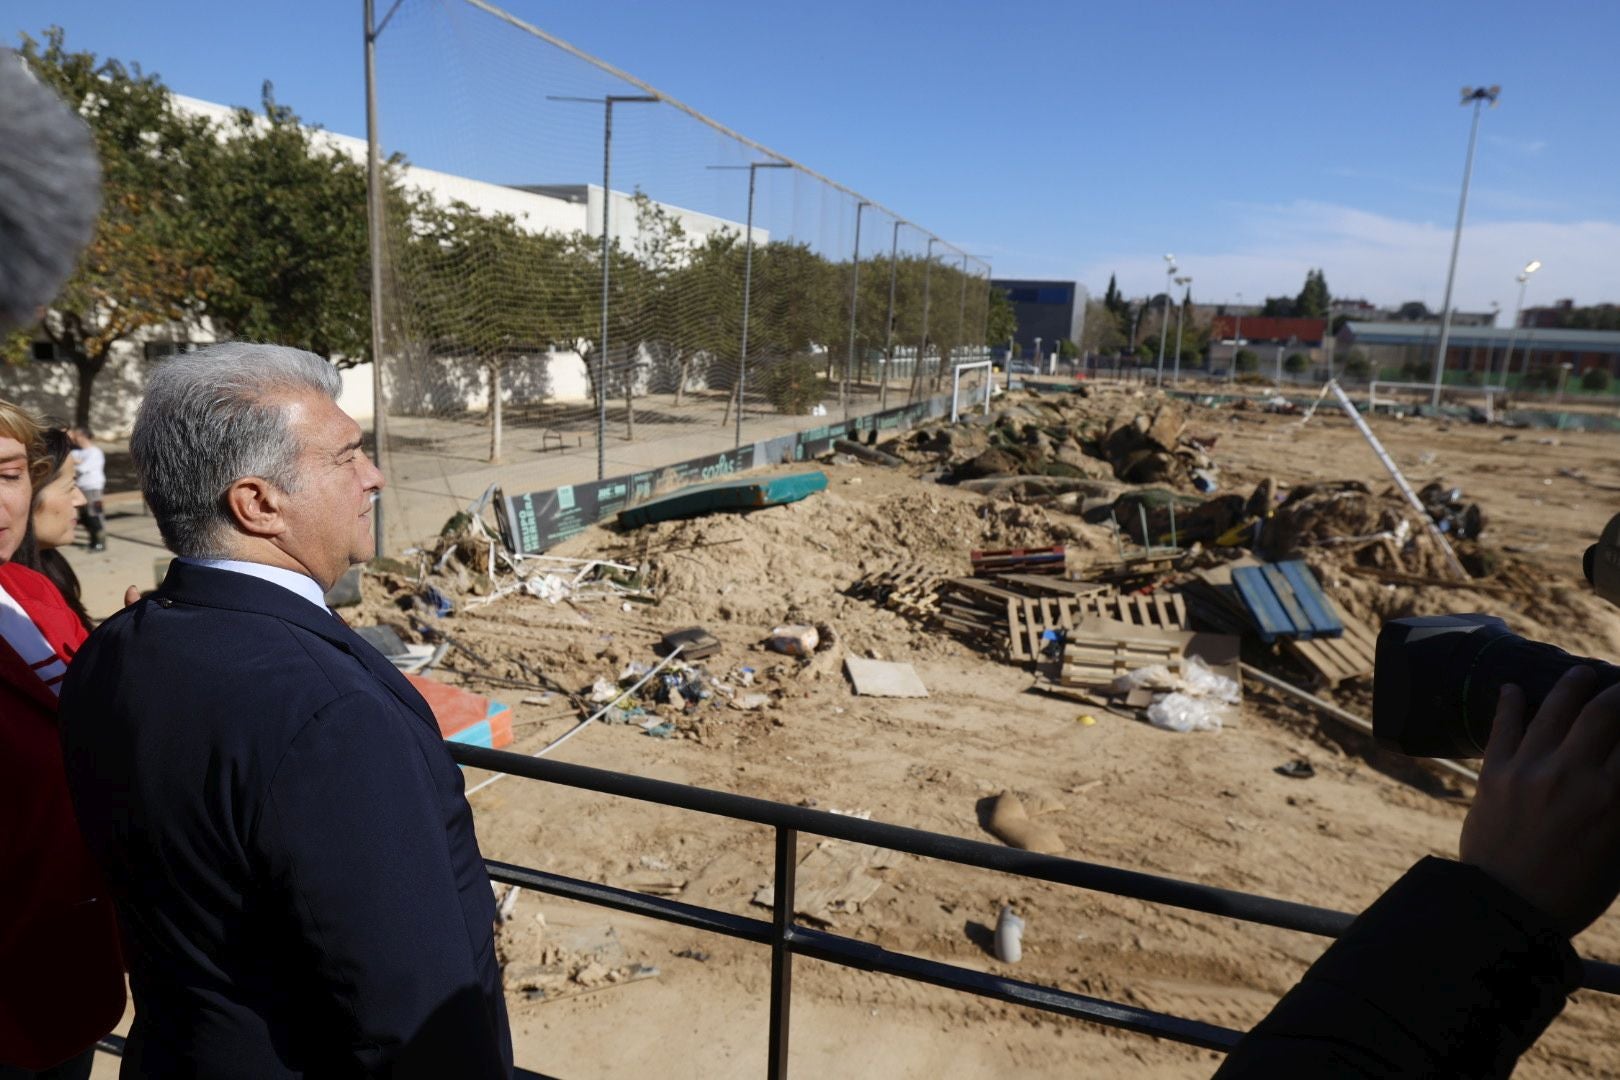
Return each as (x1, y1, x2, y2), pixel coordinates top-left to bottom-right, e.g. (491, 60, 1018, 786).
(843, 202, 867, 422)
(880, 220, 900, 413)
(363, 0, 390, 553)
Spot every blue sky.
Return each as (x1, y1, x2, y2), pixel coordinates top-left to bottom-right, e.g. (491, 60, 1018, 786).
(10, 0, 1620, 313)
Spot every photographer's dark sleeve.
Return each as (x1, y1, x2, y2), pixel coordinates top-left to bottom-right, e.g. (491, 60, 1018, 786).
(1213, 857, 1581, 1079)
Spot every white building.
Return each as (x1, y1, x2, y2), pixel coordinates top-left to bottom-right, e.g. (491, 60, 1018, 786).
(3, 93, 759, 435)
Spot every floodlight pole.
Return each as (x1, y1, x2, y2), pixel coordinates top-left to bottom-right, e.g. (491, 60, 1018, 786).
(1156, 255, 1176, 386)
(881, 219, 901, 412)
(1231, 292, 1242, 385)
(1501, 259, 1541, 385)
(1172, 275, 1191, 384)
(1430, 85, 1500, 407)
(843, 201, 868, 421)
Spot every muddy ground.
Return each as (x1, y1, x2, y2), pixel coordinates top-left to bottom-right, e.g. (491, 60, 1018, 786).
(361, 386, 1620, 1079)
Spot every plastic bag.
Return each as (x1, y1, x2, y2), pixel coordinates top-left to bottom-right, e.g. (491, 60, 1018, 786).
(1179, 655, 1240, 704)
(1146, 692, 1228, 733)
(1109, 664, 1181, 694)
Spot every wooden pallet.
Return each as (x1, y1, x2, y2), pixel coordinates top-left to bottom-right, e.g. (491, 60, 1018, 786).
(971, 546, 1066, 578)
(848, 564, 941, 621)
(1281, 600, 1378, 687)
(1004, 589, 1188, 662)
(1061, 620, 1188, 688)
(1231, 561, 1344, 642)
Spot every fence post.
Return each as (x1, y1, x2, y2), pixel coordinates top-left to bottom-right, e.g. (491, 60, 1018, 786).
(768, 827, 798, 1080)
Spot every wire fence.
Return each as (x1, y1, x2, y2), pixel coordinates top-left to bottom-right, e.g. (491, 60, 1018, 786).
(366, 0, 990, 545)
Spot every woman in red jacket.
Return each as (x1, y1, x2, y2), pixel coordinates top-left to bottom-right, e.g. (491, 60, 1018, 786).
(0, 400, 124, 1079)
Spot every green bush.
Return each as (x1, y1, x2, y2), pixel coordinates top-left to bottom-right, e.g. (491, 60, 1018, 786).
(1581, 367, 1612, 392)
(1522, 365, 1560, 390)
(1235, 349, 1259, 373)
(1400, 358, 1430, 381)
(1342, 352, 1372, 379)
(760, 354, 824, 415)
(1284, 352, 1310, 374)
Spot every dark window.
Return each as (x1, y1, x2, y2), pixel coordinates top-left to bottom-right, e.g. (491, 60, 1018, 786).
(31, 341, 62, 362)
(143, 341, 198, 361)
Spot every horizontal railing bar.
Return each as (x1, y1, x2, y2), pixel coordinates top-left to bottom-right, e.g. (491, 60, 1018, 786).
(482, 859, 1238, 1049)
(785, 925, 1241, 1051)
(95, 1033, 561, 1078)
(485, 859, 772, 944)
(455, 743, 1620, 994)
(454, 744, 1345, 935)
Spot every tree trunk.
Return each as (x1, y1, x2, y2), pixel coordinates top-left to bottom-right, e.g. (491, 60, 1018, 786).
(624, 358, 635, 441)
(488, 361, 503, 464)
(72, 353, 108, 435)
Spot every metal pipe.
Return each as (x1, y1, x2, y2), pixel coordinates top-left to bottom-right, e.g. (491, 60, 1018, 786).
(767, 828, 797, 1080)
(597, 100, 613, 480)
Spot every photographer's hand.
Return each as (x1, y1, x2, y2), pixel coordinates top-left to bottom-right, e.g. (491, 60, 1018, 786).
(1460, 667, 1620, 937)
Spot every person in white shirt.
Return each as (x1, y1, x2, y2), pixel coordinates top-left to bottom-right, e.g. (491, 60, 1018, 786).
(66, 429, 104, 552)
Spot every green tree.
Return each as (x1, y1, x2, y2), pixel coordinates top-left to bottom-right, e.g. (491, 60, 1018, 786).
(403, 199, 594, 461)
(1581, 367, 1612, 392)
(192, 83, 372, 363)
(1080, 300, 1123, 355)
(1295, 269, 1330, 320)
(1235, 348, 1260, 372)
(1261, 296, 1299, 317)
(1343, 349, 1372, 379)
(10, 29, 218, 431)
(986, 287, 1017, 349)
(1284, 352, 1310, 374)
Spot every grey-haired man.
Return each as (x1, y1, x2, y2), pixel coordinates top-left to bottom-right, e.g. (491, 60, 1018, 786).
(60, 342, 511, 1078)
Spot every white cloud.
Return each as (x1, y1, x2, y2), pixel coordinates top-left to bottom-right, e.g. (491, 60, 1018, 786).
(1485, 134, 1548, 156)
(1085, 200, 1620, 312)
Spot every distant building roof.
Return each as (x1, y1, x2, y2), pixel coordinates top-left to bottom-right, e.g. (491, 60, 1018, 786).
(1341, 321, 1620, 355)
(1209, 316, 1326, 343)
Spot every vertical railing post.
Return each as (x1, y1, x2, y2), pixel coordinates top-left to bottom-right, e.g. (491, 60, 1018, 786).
(768, 827, 797, 1080)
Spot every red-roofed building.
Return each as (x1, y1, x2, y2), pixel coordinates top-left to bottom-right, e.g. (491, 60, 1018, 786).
(1208, 316, 1326, 344)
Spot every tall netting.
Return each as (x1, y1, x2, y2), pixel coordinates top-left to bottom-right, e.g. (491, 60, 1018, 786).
(369, 0, 990, 540)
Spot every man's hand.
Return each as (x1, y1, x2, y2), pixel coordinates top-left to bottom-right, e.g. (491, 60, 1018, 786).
(1460, 667, 1620, 937)
(124, 585, 140, 608)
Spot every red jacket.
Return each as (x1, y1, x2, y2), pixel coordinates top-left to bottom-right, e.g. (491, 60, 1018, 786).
(0, 562, 125, 1070)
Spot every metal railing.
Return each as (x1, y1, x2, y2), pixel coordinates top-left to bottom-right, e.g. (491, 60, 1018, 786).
(449, 743, 1620, 1077)
(96, 742, 1620, 1077)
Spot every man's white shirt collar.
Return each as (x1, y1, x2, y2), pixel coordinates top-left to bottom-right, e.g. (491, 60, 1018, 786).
(177, 557, 329, 611)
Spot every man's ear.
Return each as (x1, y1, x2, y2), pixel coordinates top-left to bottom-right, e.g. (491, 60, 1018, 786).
(223, 477, 288, 540)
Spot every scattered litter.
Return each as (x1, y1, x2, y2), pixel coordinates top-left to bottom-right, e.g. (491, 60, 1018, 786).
(659, 626, 720, 660)
(768, 624, 820, 657)
(994, 906, 1025, 964)
(730, 693, 772, 712)
(844, 656, 929, 698)
(984, 791, 1064, 854)
(1275, 759, 1316, 780)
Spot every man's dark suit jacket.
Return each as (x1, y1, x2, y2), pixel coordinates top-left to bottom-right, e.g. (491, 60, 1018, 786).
(60, 560, 512, 1078)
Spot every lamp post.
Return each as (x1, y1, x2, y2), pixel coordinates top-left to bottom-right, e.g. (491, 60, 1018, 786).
(1501, 259, 1541, 385)
(551, 93, 660, 478)
(1172, 274, 1192, 384)
(707, 159, 792, 447)
(1429, 84, 1501, 407)
(1156, 254, 1176, 386)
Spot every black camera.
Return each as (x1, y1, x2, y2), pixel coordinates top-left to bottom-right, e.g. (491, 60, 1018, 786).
(1373, 512, 1620, 759)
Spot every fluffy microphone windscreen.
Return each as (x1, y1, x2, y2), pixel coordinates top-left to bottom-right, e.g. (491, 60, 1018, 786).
(0, 49, 103, 328)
